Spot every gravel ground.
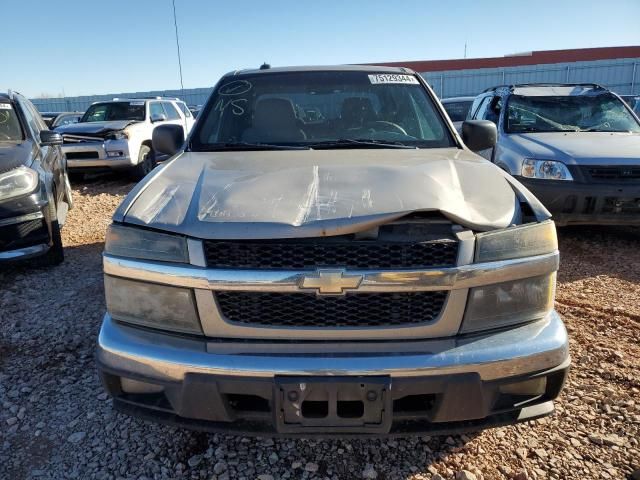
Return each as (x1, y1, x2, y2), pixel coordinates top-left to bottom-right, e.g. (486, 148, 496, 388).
(1, 175, 639, 480)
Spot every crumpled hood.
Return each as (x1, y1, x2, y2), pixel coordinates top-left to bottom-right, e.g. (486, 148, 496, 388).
(55, 120, 137, 134)
(0, 141, 33, 173)
(119, 148, 530, 239)
(508, 132, 640, 166)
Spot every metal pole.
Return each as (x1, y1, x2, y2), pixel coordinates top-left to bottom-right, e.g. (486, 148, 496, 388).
(440, 75, 444, 98)
(172, 0, 185, 97)
(566, 66, 570, 83)
(631, 62, 637, 94)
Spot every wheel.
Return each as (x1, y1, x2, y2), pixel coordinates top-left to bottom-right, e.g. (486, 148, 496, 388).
(130, 145, 155, 180)
(32, 198, 64, 267)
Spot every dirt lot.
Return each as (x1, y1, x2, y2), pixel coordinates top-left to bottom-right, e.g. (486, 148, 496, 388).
(1, 176, 639, 480)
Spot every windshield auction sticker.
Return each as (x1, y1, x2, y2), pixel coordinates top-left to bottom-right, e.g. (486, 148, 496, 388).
(130, 101, 145, 106)
(368, 74, 419, 85)
(0, 103, 12, 109)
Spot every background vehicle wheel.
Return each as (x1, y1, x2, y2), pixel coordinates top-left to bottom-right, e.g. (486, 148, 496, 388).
(131, 145, 156, 180)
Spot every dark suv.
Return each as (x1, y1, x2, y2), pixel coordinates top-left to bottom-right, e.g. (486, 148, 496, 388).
(468, 83, 640, 225)
(0, 91, 72, 265)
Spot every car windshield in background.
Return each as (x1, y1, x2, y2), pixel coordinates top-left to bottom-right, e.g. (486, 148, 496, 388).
(0, 103, 23, 141)
(81, 102, 145, 122)
(443, 100, 473, 122)
(192, 71, 455, 150)
(506, 93, 640, 133)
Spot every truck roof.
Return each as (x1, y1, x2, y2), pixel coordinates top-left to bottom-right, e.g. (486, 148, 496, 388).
(226, 64, 416, 77)
(484, 83, 608, 97)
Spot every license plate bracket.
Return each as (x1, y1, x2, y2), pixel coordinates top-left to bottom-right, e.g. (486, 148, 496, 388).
(275, 376, 392, 434)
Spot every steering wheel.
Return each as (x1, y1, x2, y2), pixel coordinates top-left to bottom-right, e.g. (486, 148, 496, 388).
(362, 120, 408, 135)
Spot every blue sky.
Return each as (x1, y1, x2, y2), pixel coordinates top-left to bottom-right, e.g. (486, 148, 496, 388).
(3, 0, 639, 98)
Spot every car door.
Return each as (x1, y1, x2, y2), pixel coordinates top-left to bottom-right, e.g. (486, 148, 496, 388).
(162, 101, 189, 132)
(174, 101, 195, 133)
(471, 95, 501, 161)
(18, 97, 65, 210)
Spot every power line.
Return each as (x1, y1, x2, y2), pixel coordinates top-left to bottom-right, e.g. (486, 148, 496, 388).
(172, 0, 185, 97)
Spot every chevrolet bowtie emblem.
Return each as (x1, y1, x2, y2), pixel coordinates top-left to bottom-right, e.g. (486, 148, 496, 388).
(299, 270, 363, 295)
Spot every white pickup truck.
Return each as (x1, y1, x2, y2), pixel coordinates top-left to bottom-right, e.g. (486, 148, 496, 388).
(56, 97, 195, 179)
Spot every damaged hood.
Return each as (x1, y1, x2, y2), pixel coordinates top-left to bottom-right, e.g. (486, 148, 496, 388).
(55, 120, 137, 134)
(119, 148, 534, 239)
(507, 132, 640, 166)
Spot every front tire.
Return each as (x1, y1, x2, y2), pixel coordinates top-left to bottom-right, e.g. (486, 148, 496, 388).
(130, 145, 155, 180)
(33, 200, 64, 267)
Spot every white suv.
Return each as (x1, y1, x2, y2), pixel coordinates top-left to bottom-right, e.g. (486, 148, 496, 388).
(56, 97, 195, 179)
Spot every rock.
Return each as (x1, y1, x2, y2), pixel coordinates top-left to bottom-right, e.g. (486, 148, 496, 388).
(455, 471, 477, 480)
(187, 454, 202, 468)
(602, 434, 625, 447)
(534, 448, 547, 458)
(516, 447, 528, 460)
(362, 464, 378, 479)
(67, 432, 86, 444)
(305, 462, 319, 472)
(257, 475, 274, 480)
(213, 460, 227, 474)
(6, 417, 17, 426)
(432, 475, 445, 480)
(512, 471, 528, 480)
(291, 461, 302, 469)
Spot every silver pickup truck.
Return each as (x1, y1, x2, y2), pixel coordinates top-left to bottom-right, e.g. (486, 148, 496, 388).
(97, 65, 569, 436)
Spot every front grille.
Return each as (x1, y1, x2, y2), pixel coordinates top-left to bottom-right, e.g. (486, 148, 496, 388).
(63, 134, 104, 144)
(65, 151, 99, 160)
(0, 219, 49, 252)
(203, 239, 458, 269)
(216, 291, 448, 328)
(583, 166, 640, 182)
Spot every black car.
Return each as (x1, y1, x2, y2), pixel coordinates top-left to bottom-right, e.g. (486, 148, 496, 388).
(0, 91, 73, 265)
(41, 111, 83, 129)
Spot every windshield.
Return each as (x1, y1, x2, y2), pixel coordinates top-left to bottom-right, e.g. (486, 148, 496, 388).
(81, 101, 146, 123)
(0, 102, 24, 141)
(506, 93, 640, 133)
(191, 71, 455, 150)
(443, 100, 473, 122)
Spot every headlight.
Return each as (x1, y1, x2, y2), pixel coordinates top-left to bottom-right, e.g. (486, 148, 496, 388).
(106, 131, 128, 140)
(105, 224, 188, 263)
(521, 159, 573, 181)
(105, 276, 202, 335)
(0, 166, 38, 201)
(460, 274, 555, 333)
(475, 220, 557, 263)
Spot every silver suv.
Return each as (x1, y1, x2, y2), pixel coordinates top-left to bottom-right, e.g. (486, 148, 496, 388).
(56, 97, 194, 179)
(468, 83, 640, 225)
(97, 66, 569, 436)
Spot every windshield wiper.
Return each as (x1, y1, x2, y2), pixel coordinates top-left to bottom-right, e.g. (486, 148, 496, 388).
(308, 139, 416, 149)
(196, 142, 310, 151)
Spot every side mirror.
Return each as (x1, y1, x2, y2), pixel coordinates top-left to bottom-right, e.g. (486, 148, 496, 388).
(153, 124, 184, 157)
(40, 130, 63, 146)
(150, 113, 168, 123)
(461, 120, 497, 151)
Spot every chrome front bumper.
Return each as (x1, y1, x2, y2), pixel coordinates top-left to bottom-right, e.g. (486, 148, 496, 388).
(97, 311, 569, 382)
(63, 140, 133, 169)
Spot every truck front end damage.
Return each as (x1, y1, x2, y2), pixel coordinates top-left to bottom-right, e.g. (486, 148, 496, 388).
(96, 152, 569, 435)
(58, 121, 138, 171)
